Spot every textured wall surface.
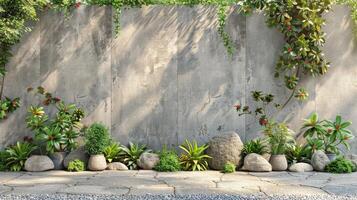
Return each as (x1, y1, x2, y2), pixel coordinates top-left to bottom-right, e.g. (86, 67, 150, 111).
(1, 5, 356, 153)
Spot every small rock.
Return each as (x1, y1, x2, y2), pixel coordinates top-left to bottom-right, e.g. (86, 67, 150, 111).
(137, 153, 160, 170)
(289, 163, 314, 172)
(243, 153, 272, 172)
(64, 146, 89, 169)
(206, 131, 244, 170)
(107, 162, 128, 170)
(88, 154, 107, 171)
(311, 150, 330, 171)
(25, 155, 54, 172)
(49, 152, 67, 170)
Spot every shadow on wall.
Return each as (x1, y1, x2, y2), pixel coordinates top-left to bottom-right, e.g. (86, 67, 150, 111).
(111, 6, 246, 150)
(0, 5, 356, 153)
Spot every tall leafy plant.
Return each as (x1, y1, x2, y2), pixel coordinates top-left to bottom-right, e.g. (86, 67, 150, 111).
(85, 123, 111, 155)
(302, 113, 354, 154)
(264, 122, 295, 155)
(26, 87, 84, 154)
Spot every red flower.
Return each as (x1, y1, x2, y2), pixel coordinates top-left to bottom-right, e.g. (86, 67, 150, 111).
(74, 2, 81, 8)
(27, 87, 33, 92)
(259, 117, 268, 126)
(234, 104, 241, 111)
(43, 99, 51, 106)
(53, 97, 61, 103)
(287, 26, 292, 31)
(287, 47, 293, 52)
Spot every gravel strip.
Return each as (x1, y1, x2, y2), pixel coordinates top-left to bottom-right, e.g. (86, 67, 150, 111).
(0, 194, 356, 200)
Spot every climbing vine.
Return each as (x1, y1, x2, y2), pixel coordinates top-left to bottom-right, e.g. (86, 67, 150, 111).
(0, 0, 356, 122)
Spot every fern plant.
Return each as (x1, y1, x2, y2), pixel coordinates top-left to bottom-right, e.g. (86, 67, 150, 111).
(264, 122, 295, 155)
(179, 140, 211, 171)
(5, 142, 37, 171)
(119, 142, 147, 170)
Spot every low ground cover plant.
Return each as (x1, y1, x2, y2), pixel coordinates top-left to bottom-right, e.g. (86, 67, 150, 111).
(154, 150, 181, 172)
(67, 159, 85, 172)
(223, 162, 236, 173)
(325, 157, 357, 174)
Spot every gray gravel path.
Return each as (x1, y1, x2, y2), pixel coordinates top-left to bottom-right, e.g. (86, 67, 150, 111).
(0, 194, 357, 200)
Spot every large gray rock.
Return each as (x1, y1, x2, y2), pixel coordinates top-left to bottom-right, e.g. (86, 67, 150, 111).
(289, 162, 314, 172)
(88, 154, 107, 171)
(107, 162, 129, 170)
(64, 146, 89, 168)
(137, 152, 160, 170)
(49, 152, 67, 170)
(206, 131, 244, 170)
(24, 155, 54, 172)
(311, 150, 330, 171)
(243, 153, 272, 172)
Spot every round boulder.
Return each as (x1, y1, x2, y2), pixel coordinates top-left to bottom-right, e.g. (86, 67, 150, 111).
(25, 155, 54, 172)
(107, 162, 129, 170)
(64, 146, 89, 169)
(49, 152, 67, 170)
(206, 131, 244, 170)
(88, 154, 107, 171)
(243, 153, 272, 172)
(289, 162, 314, 172)
(137, 152, 160, 170)
(311, 150, 330, 171)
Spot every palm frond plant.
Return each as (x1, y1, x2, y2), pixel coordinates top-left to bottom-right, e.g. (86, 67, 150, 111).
(5, 142, 37, 171)
(119, 142, 147, 170)
(179, 140, 211, 171)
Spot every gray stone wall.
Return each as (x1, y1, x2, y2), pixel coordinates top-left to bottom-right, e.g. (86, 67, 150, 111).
(1, 5, 356, 153)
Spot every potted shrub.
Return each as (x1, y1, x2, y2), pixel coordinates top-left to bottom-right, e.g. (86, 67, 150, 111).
(85, 123, 111, 171)
(302, 113, 354, 161)
(26, 101, 84, 169)
(264, 121, 294, 171)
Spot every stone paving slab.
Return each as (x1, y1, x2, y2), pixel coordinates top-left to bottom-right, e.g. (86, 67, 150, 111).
(0, 170, 356, 196)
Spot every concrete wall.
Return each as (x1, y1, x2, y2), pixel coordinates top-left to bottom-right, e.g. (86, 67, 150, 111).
(1, 5, 357, 153)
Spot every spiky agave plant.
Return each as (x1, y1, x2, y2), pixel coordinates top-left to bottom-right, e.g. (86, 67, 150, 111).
(179, 140, 211, 171)
(5, 142, 37, 171)
(119, 142, 147, 170)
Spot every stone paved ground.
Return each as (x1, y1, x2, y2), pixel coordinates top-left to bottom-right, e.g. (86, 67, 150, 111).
(0, 170, 356, 198)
